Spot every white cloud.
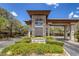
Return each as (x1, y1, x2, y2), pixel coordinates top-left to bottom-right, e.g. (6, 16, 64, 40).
(10, 11, 18, 17)
(46, 3, 57, 5)
(73, 14, 79, 18)
(54, 4, 59, 8)
(77, 7, 79, 10)
(68, 12, 74, 18)
(68, 11, 79, 18)
(46, 3, 59, 8)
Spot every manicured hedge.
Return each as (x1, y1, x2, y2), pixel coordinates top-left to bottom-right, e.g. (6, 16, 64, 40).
(45, 36, 54, 43)
(16, 36, 31, 43)
(75, 31, 79, 42)
(45, 36, 64, 46)
(1, 43, 64, 56)
(16, 36, 64, 46)
(46, 40, 64, 46)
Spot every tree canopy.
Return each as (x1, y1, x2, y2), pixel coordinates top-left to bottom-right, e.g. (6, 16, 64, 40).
(0, 16, 9, 31)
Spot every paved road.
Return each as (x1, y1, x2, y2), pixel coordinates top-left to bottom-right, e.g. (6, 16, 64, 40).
(0, 37, 21, 49)
(64, 41, 79, 56)
(54, 36, 79, 56)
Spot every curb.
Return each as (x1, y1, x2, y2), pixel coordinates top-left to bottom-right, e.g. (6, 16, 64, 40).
(64, 49, 70, 56)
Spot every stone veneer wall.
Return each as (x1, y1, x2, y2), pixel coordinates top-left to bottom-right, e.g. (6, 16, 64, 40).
(32, 15, 46, 37)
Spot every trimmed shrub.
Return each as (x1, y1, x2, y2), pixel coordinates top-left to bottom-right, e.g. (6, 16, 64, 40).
(45, 36, 55, 43)
(45, 36, 64, 46)
(75, 31, 79, 42)
(49, 44, 63, 53)
(46, 40, 64, 46)
(1, 43, 64, 56)
(2, 43, 31, 55)
(16, 36, 31, 43)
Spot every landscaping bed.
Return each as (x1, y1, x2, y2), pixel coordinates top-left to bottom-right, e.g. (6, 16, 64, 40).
(1, 36, 64, 56)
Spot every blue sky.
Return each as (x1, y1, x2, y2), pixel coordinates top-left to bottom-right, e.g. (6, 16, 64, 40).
(0, 3, 79, 25)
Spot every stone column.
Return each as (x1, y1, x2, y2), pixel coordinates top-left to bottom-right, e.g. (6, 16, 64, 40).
(32, 15, 35, 37)
(64, 25, 68, 40)
(28, 29, 30, 37)
(70, 24, 75, 41)
(43, 16, 46, 36)
(48, 24, 50, 36)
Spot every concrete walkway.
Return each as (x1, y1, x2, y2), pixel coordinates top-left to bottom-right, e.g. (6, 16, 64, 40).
(64, 40, 79, 56)
(0, 37, 21, 49)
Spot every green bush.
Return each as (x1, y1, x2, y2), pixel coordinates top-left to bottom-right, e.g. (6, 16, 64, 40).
(2, 43, 31, 55)
(49, 44, 63, 53)
(75, 31, 79, 42)
(46, 40, 64, 46)
(16, 36, 31, 43)
(1, 43, 64, 56)
(45, 36, 64, 46)
(45, 36, 54, 42)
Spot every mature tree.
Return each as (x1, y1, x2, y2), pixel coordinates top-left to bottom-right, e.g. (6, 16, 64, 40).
(6, 19, 24, 37)
(0, 8, 24, 37)
(0, 16, 9, 32)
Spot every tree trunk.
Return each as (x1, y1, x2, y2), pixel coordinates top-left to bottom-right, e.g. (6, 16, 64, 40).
(9, 23, 13, 37)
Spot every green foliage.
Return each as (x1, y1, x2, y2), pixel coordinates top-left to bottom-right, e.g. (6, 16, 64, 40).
(0, 8, 26, 38)
(45, 36, 64, 46)
(50, 27, 64, 36)
(49, 44, 63, 53)
(16, 36, 31, 43)
(46, 40, 64, 46)
(75, 31, 79, 42)
(1, 43, 64, 56)
(0, 16, 9, 39)
(1, 43, 30, 55)
(1, 35, 64, 55)
(45, 36, 54, 43)
(0, 16, 9, 30)
(50, 27, 64, 33)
